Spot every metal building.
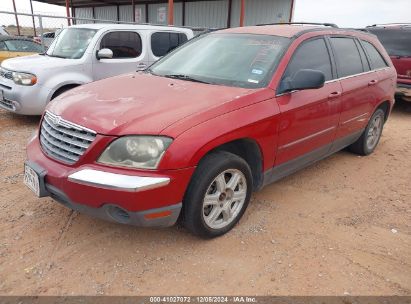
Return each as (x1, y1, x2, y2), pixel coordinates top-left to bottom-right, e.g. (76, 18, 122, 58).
(34, 0, 294, 29)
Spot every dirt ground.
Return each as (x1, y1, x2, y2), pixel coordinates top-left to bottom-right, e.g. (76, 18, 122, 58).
(0, 101, 410, 296)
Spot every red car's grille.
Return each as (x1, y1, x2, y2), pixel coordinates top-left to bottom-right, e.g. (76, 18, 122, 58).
(40, 111, 96, 164)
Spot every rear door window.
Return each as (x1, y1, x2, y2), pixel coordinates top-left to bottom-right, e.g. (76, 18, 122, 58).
(355, 39, 370, 72)
(330, 37, 364, 77)
(361, 40, 388, 70)
(151, 32, 188, 57)
(282, 38, 333, 82)
(100, 31, 142, 59)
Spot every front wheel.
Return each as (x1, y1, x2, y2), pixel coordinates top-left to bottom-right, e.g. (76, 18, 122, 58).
(349, 108, 385, 155)
(183, 151, 253, 238)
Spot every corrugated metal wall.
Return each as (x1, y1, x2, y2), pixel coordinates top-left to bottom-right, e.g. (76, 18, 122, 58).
(119, 5, 132, 22)
(185, 0, 228, 28)
(74, 0, 292, 28)
(147, 3, 183, 26)
(230, 0, 292, 27)
(74, 7, 93, 24)
(94, 6, 118, 22)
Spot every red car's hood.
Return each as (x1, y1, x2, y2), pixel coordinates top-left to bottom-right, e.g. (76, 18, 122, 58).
(48, 73, 269, 136)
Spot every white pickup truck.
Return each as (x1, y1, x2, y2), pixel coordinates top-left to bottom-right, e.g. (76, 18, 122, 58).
(0, 23, 193, 115)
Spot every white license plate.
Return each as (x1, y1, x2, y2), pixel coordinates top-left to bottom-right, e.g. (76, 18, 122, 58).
(24, 164, 40, 197)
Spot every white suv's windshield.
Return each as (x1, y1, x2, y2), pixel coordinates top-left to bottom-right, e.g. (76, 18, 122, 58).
(46, 28, 97, 59)
(150, 33, 290, 88)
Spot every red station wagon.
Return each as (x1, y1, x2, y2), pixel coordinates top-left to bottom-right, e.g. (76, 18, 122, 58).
(24, 24, 396, 238)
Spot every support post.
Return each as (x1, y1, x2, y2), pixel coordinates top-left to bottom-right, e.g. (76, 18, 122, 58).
(168, 0, 174, 25)
(239, 0, 245, 27)
(70, 0, 76, 24)
(289, 0, 295, 22)
(227, 0, 232, 28)
(65, 0, 71, 26)
(116, 5, 120, 23)
(182, 0, 185, 26)
(29, 0, 36, 36)
(132, 0, 135, 22)
(38, 15, 45, 51)
(145, 4, 148, 23)
(12, 0, 21, 36)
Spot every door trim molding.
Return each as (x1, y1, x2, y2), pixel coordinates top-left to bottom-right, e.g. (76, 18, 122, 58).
(341, 112, 369, 125)
(279, 126, 336, 150)
(262, 129, 364, 188)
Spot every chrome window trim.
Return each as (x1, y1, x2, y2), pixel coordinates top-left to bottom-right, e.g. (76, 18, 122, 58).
(68, 169, 170, 192)
(276, 67, 391, 96)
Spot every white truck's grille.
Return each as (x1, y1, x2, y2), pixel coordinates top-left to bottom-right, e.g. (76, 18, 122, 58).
(40, 111, 97, 164)
(0, 68, 13, 80)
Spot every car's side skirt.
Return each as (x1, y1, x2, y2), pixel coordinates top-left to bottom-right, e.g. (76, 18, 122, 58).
(262, 129, 364, 188)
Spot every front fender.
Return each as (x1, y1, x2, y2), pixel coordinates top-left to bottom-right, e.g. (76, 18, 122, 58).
(47, 80, 92, 103)
(159, 98, 280, 171)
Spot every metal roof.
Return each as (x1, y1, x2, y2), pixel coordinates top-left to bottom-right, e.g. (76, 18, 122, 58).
(35, 0, 219, 8)
(69, 23, 193, 32)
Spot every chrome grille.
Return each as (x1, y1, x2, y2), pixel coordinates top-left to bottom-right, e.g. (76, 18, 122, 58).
(40, 111, 97, 164)
(0, 68, 13, 80)
(0, 97, 13, 110)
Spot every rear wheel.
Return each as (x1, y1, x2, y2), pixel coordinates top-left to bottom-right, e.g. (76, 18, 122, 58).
(183, 151, 253, 238)
(349, 108, 385, 155)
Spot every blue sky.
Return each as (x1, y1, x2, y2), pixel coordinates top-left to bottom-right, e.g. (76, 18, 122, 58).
(0, 0, 410, 27)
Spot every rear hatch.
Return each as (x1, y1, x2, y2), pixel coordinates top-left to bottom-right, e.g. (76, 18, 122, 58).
(368, 26, 411, 84)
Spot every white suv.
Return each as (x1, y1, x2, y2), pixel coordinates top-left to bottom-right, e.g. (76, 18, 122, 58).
(0, 24, 193, 115)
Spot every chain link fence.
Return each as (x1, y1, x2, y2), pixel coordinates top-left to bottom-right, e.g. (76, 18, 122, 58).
(0, 10, 209, 50)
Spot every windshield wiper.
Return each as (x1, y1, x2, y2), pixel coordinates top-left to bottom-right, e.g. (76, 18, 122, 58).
(46, 54, 67, 59)
(163, 74, 211, 84)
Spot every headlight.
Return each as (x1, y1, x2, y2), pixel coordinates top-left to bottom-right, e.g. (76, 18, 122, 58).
(98, 136, 173, 169)
(12, 71, 37, 86)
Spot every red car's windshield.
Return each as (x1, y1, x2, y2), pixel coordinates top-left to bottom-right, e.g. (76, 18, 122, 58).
(150, 33, 290, 88)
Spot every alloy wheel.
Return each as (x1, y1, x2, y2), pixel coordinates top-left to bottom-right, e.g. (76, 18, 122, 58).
(202, 169, 247, 230)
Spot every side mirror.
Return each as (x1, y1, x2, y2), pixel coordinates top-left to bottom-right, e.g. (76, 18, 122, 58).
(280, 69, 325, 93)
(97, 48, 113, 60)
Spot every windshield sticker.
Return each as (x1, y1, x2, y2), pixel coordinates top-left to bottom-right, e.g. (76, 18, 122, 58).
(251, 69, 263, 75)
(247, 79, 259, 84)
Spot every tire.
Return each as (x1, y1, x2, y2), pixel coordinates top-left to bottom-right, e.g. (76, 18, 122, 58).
(183, 151, 253, 238)
(349, 108, 385, 155)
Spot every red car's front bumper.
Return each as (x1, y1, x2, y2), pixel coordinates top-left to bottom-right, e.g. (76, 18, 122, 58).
(26, 136, 195, 227)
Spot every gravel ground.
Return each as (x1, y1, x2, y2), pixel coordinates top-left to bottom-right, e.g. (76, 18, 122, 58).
(0, 101, 410, 296)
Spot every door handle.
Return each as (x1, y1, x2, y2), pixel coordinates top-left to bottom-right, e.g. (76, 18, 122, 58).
(328, 91, 341, 99)
(368, 79, 378, 86)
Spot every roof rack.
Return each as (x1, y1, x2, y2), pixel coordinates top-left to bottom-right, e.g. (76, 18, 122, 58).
(367, 23, 411, 28)
(256, 22, 339, 28)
